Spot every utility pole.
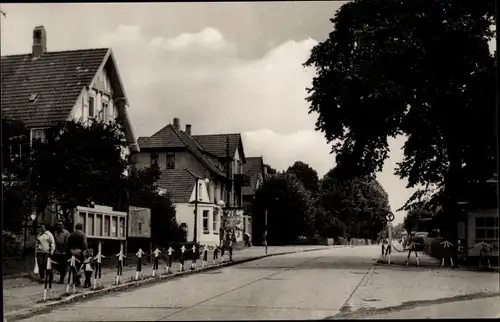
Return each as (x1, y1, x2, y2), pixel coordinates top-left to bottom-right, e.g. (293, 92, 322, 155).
(264, 210, 268, 255)
(193, 178, 199, 244)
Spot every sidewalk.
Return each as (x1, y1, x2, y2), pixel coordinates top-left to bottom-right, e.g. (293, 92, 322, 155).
(3, 245, 330, 315)
(338, 247, 500, 318)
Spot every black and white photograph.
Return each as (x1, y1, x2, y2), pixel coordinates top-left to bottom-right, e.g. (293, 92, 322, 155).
(1, 1, 498, 320)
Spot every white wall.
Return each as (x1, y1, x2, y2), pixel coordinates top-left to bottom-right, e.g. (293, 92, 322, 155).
(175, 203, 220, 246)
(467, 208, 499, 257)
(69, 68, 119, 124)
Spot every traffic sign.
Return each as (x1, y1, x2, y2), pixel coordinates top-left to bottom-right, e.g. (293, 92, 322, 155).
(386, 212, 395, 222)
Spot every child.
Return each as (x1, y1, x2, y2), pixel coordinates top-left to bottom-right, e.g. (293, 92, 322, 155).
(83, 249, 94, 288)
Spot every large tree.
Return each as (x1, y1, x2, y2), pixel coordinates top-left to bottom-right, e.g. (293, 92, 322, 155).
(286, 161, 320, 198)
(253, 173, 314, 245)
(318, 169, 390, 240)
(1, 118, 34, 232)
(30, 120, 128, 226)
(305, 0, 496, 264)
(128, 166, 186, 245)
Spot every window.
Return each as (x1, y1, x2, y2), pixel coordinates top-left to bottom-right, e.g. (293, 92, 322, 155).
(475, 217, 499, 241)
(89, 96, 95, 118)
(166, 152, 175, 169)
(32, 129, 46, 143)
(112, 217, 118, 237)
(119, 218, 125, 238)
(78, 212, 86, 232)
(88, 213, 94, 236)
(213, 212, 218, 233)
(138, 222, 142, 233)
(102, 102, 109, 122)
(96, 215, 103, 236)
(150, 152, 159, 168)
(203, 210, 209, 233)
(199, 183, 203, 200)
(104, 216, 110, 237)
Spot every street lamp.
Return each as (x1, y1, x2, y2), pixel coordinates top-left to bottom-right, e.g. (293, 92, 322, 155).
(193, 177, 210, 244)
(23, 213, 37, 256)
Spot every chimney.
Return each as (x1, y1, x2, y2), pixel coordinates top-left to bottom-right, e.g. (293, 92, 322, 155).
(32, 26, 47, 58)
(173, 118, 180, 130)
(185, 124, 192, 136)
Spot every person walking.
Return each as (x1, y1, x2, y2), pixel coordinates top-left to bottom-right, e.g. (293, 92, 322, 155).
(36, 224, 55, 283)
(54, 221, 70, 284)
(66, 223, 88, 287)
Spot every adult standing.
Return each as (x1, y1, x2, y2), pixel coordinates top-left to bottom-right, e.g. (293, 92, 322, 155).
(36, 224, 55, 283)
(54, 221, 70, 284)
(66, 223, 88, 287)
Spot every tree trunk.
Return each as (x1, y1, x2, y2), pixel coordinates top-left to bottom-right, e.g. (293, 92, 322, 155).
(442, 154, 462, 268)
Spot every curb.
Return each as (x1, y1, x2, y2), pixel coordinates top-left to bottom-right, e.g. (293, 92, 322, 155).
(5, 246, 336, 321)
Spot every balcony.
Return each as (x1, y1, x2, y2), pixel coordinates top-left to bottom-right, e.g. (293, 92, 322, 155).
(234, 174, 250, 187)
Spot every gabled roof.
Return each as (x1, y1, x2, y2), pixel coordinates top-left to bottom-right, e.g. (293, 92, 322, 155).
(192, 134, 243, 160)
(157, 168, 201, 203)
(242, 156, 264, 196)
(138, 124, 226, 178)
(1, 48, 109, 128)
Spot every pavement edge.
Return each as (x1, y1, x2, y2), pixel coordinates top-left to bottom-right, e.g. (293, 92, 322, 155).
(4, 246, 336, 322)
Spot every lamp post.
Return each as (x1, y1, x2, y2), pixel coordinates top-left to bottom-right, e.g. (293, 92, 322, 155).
(193, 177, 210, 244)
(24, 213, 37, 256)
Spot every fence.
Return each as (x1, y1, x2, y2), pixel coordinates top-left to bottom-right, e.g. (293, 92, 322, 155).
(24, 242, 238, 302)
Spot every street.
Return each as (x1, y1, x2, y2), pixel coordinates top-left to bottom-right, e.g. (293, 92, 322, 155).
(12, 246, 499, 321)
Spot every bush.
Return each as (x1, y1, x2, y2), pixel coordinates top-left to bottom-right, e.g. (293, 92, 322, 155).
(335, 237, 348, 245)
(2, 230, 23, 257)
(424, 237, 445, 258)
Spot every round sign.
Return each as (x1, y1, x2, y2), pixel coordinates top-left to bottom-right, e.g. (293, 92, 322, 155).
(386, 212, 395, 222)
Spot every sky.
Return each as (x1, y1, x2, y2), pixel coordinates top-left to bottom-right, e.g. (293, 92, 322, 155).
(0, 2, 495, 224)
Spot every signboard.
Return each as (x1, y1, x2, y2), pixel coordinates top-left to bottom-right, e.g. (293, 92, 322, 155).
(128, 206, 151, 238)
(73, 205, 126, 240)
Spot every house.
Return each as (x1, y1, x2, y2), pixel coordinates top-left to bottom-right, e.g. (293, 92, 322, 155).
(460, 179, 498, 259)
(1, 26, 139, 225)
(242, 156, 267, 238)
(135, 118, 251, 246)
(1, 26, 139, 153)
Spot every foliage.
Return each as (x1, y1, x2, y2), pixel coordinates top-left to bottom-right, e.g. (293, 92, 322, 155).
(1, 118, 34, 232)
(318, 168, 390, 239)
(1, 118, 31, 180)
(304, 0, 496, 242)
(264, 164, 277, 175)
(127, 166, 186, 245)
(2, 183, 35, 232)
(253, 173, 314, 245)
(286, 161, 320, 198)
(30, 120, 128, 225)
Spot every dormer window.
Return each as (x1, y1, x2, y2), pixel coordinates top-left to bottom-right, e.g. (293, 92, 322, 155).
(28, 94, 38, 103)
(88, 96, 95, 118)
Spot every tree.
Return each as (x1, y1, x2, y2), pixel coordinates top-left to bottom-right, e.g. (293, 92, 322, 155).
(253, 173, 314, 245)
(318, 168, 390, 240)
(30, 120, 128, 226)
(264, 164, 277, 175)
(1, 118, 34, 232)
(286, 161, 320, 198)
(304, 0, 495, 263)
(127, 166, 186, 245)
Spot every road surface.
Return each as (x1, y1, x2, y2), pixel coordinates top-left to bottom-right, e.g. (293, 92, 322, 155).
(13, 246, 499, 321)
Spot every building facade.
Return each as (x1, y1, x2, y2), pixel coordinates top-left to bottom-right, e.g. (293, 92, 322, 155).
(134, 118, 251, 245)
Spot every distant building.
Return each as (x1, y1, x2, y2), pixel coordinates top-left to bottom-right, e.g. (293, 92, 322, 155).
(242, 156, 267, 238)
(134, 118, 251, 245)
(1, 26, 139, 225)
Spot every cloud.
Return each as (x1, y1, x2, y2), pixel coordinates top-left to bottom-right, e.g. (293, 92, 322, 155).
(96, 25, 414, 223)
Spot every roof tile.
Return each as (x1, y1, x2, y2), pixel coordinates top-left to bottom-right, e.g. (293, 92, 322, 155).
(242, 157, 264, 196)
(156, 168, 199, 203)
(1, 48, 109, 128)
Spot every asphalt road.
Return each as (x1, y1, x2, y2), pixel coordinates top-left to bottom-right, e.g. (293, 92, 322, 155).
(13, 245, 499, 321)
